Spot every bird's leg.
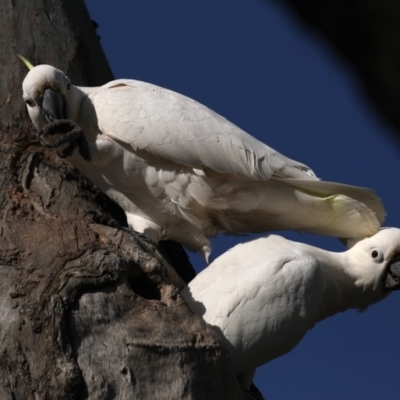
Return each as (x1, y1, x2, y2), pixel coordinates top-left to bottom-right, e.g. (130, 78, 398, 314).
(37, 119, 91, 161)
(84, 210, 122, 229)
(132, 231, 158, 248)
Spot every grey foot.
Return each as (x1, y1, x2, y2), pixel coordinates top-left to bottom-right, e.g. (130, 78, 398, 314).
(37, 119, 91, 161)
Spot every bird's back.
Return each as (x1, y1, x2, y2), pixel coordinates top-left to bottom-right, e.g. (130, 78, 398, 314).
(182, 236, 325, 374)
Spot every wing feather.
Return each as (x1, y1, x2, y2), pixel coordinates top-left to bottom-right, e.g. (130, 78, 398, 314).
(86, 80, 316, 181)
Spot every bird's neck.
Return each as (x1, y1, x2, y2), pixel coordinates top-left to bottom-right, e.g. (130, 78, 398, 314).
(316, 252, 384, 321)
(67, 86, 89, 123)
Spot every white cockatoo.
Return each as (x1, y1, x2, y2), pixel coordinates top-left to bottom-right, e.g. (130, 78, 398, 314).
(181, 228, 400, 389)
(21, 63, 385, 260)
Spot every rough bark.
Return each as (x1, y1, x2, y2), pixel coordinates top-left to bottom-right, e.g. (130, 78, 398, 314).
(275, 0, 400, 141)
(0, 1, 250, 399)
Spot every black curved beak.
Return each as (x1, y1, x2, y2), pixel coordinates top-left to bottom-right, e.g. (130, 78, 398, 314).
(41, 88, 67, 123)
(385, 256, 400, 291)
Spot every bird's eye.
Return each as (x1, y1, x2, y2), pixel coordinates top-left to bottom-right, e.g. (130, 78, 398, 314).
(67, 82, 71, 90)
(371, 249, 383, 262)
(24, 99, 35, 107)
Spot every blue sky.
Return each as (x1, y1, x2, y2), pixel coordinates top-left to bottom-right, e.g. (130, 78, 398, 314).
(84, 1, 400, 398)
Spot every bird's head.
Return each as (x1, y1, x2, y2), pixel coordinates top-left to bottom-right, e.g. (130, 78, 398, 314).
(346, 228, 400, 299)
(22, 64, 72, 130)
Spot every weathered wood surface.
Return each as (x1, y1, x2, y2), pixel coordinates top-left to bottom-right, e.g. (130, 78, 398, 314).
(0, 1, 251, 398)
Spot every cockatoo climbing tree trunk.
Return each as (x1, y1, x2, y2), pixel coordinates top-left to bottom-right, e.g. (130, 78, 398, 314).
(0, 1, 253, 399)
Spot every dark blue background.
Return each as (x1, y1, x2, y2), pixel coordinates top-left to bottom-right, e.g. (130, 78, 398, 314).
(84, 1, 400, 398)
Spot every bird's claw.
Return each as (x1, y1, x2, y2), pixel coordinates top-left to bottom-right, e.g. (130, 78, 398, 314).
(38, 119, 81, 148)
(115, 227, 158, 251)
(84, 211, 155, 247)
(132, 232, 158, 247)
(37, 119, 91, 161)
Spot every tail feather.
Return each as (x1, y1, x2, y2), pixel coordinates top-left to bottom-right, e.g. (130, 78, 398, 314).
(273, 178, 386, 224)
(207, 177, 385, 241)
(299, 193, 382, 239)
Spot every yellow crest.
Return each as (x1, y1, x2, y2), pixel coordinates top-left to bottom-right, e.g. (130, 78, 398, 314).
(17, 54, 34, 70)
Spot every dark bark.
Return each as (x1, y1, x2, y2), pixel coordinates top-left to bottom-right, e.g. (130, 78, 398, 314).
(274, 0, 400, 141)
(0, 1, 249, 398)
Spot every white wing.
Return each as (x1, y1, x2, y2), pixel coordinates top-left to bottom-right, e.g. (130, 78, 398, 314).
(85, 79, 317, 181)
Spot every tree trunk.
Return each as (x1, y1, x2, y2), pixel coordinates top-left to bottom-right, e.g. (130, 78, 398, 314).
(0, 1, 251, 398)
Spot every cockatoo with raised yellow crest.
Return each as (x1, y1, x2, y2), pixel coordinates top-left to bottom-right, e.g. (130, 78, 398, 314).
(21, 62, 385, 260)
